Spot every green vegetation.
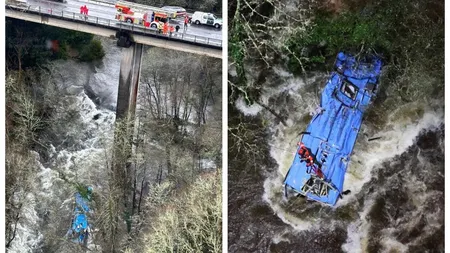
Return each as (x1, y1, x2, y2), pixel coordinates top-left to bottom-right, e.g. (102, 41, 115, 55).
(229, 0, 444, 104)
(229, 1, 249, 103)
(80, 39, 106, 62)
(74, 183, 92, 199)
(286, 0, 444, 75)
(286, 11, 384, 71)
(228, 0, 276, 105)
(6, 18, 105, 70)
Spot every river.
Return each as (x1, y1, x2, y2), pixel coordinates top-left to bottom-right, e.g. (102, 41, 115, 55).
(229, 67, 444, 252)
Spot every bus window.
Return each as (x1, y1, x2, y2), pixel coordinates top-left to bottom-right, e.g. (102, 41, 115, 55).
(341, 80, 358, 100)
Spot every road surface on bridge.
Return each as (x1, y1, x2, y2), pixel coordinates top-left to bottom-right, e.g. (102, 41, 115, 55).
(21, 0, 223, 40)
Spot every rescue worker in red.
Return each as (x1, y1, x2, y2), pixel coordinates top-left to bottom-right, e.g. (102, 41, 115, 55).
(163, 22, 168, 35)
(297, 142, 325, 179)
(184, 15, 189, 31)
(306, 154, 325, 178)
(80, 5, 88, 16)
(297, 142, 310, 159)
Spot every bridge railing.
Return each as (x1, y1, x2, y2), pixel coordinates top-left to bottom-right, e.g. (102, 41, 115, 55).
(6, 4, 223, 48)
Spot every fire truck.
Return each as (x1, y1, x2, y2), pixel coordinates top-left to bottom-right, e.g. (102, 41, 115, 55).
(114, 1, 178, 32)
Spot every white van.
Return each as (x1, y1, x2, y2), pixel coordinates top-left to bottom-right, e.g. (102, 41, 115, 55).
(190, 11, 222, 29)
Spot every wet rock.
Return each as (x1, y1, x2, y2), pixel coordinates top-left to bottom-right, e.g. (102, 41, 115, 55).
(92, 113, 101, 120)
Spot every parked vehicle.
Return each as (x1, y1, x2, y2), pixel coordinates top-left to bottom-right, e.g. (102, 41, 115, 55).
(6, 0, 29, 7)
(162, 6, 186, 18)
(114, 1, 179, 32)
(190, 11, 222, 29)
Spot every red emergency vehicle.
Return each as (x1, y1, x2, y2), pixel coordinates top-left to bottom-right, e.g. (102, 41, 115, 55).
(114, 0, 176, 32)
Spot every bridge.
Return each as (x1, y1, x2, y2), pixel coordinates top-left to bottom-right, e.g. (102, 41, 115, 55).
(6, 0, 223, 191)
(6, 0, 222, 111)
(5, 4, 222, 58)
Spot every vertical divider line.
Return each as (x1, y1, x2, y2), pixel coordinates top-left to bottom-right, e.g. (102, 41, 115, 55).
(221, 0, 228, 251)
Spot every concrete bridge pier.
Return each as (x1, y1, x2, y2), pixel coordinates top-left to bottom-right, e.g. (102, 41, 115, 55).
(113, 42, 144, 238)
(116, 42, 143, 120)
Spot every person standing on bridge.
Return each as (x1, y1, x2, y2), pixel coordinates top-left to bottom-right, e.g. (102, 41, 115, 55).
(80, 5, 87, 16)
(84, 5, 88, 15)
(184, 15, 189, 32)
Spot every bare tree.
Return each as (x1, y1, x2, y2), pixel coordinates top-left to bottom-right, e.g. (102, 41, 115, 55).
(99, 47, 223, 251)
(138, 47, 221, 179)
(5, 74, 43, 249)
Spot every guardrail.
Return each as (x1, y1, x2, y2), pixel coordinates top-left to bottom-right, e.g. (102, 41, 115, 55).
(77, 0, 117, 8)
(5, 4, 222, 48)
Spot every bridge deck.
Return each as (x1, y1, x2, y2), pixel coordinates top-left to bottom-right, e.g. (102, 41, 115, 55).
(5, 4, 222, 58)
